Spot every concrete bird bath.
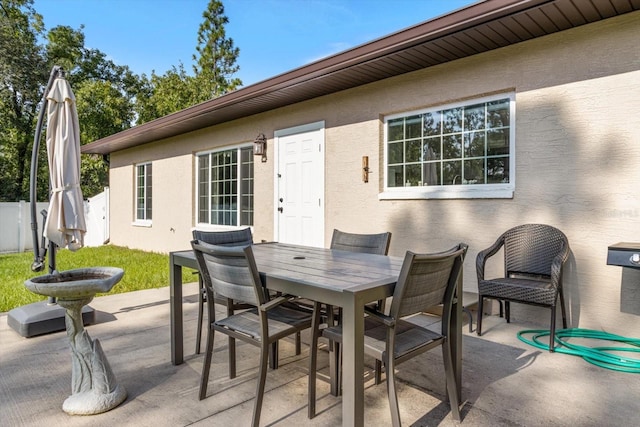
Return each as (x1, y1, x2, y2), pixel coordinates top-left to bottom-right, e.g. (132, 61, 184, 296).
(25, 267, 127, 415)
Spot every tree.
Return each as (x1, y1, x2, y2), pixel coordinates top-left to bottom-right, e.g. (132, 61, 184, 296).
(135, 63, 198, 123)
(0, 0, 244, 200)
(73, 52, 145, 197)
(192, 0, 242, 102)
(134, 0, 243, 123)
(45, 24, 84, 75)
(74, 79, 134, 196)
(0, 0, 48, 201)
(0, 0, 145, 200)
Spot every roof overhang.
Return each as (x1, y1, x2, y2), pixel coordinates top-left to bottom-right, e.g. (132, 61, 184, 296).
(82, 0, 640, 155)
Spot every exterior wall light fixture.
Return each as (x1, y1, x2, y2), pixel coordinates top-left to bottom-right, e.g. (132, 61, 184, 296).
(254, 133, 267, 162)
(362, 155, 370, 183)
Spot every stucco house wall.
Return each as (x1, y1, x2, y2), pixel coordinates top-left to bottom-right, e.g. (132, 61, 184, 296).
(108, 13, 639, 335)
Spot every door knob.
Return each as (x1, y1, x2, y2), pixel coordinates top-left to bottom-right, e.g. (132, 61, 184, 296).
(278, 207, 283, 213)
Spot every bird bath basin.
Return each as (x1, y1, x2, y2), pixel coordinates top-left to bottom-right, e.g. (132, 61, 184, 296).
(25, 267, 127, 415)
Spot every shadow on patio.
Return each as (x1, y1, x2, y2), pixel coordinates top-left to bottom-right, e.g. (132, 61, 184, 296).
(2, 282, 638, 426)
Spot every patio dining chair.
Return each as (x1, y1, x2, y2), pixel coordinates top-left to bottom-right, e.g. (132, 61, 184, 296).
(328, 229, 392, 317)
(309, 243, 468, 425)
(193, 229, 301, 370)
(192, 228, 253, 355)
(330, 229, 392, 255)
(191, 241, 314, 427)
(325, 229, 392, 392)
(476, 223, 570, 351)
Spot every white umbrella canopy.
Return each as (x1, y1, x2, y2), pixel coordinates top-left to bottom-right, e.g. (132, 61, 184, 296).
(43, 76, 86, 251)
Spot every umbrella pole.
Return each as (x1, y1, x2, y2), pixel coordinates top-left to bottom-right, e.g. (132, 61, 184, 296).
(31, 66, 62, 304)
(29, 66, 61, 274)
(48, 239, 57, 303)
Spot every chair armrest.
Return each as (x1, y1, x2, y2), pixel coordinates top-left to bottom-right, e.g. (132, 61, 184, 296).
(364, 305, 395, 327)
(258, 294, 300, 311)
(476, 235, 505, 281)
(259, 295, 289, 312)
(549, 240, 570, 287)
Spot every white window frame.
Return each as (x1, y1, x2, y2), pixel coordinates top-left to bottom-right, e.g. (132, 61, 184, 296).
(380, 92, 515, 200)
(195, 143, 254, 230)
(133, 162, 152, 226)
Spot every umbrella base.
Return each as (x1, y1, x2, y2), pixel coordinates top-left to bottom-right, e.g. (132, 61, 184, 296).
(7, 301, 95, 338)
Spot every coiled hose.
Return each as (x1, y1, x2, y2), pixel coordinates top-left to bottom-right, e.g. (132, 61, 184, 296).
(517, 328, 640, 373)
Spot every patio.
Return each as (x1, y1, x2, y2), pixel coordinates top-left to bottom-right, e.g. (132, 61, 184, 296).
(2, 281, 638, 426)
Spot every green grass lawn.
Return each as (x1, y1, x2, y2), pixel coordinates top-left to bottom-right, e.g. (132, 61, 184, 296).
(0, 245, 197, 313)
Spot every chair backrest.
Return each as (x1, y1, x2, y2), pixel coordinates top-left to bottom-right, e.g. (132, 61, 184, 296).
(192, 228, 253, 247)
(501, 224, 568, 278)
(389, 243, 468, 321)
(330, 229, 391, 255)
(191, 240, 264, 306)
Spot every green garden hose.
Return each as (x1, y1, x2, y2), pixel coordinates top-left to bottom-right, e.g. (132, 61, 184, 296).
(517, 328, 640, 373)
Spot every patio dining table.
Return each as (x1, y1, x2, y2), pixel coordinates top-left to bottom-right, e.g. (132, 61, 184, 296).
(169, 242, 463, 427)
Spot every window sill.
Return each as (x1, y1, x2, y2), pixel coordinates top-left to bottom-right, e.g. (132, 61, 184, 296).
(132, 220, 152, 227)
(193, 225, 253, 232)
(379, 185, 514, 200)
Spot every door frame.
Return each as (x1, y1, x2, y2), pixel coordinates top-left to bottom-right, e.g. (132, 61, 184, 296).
(273, 121, 325, 244)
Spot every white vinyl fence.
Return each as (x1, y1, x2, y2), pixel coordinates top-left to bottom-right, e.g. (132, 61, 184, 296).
(84, 187, 110, 247)
(0, 188, 109, 254)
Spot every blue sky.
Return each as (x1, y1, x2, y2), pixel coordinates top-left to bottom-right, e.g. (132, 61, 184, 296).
(34, 0, 477, 87)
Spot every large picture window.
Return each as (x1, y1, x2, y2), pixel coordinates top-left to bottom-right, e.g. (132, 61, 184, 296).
(135, 162, 152, 222)
(383, 93, 514, 199)
(197, 146, 254, 226)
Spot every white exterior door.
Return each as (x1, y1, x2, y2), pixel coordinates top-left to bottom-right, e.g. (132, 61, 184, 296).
(275, 122, 324, 247)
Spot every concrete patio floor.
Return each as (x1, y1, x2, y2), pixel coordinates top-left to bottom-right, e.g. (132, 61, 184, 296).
(2, 282, 638, 427)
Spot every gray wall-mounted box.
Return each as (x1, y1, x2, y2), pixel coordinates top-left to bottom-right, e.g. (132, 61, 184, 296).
(607, 242, 640, 270)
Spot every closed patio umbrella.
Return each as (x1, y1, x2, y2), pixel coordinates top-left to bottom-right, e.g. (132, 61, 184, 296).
(43, 74, 86, 251)
(7, 66, 94, 338)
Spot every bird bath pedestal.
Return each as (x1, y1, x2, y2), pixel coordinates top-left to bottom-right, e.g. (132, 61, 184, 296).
(25, 267, 127, 415)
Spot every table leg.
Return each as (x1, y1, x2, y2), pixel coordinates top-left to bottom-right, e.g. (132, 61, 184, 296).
(341, 295, 365, 427)
(452, 274, 462, 402)
(170, 252, 184, 365)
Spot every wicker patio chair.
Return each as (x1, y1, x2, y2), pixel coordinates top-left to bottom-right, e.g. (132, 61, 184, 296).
(309, 243, 468, 425)
(191, 241, 313, 427)
(192, 228, 253, 355)
(476, 224, 570, 351)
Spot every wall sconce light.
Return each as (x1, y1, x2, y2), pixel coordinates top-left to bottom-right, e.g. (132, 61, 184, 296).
(362, 155, 370, 183)
(253, 133, 267, 163)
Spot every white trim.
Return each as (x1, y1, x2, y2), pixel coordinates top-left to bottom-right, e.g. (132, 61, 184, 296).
(191, 225, 253, 232)
(379, 185, 514, 200)
(194, 143, 254, 228)
(134, 162, 152, 222)
(131, 219, 152, 227)
(383, 93, 515, 200)
(274, 120, 325, 138)
(194, 141, 253, 157)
